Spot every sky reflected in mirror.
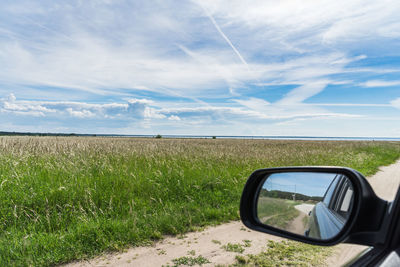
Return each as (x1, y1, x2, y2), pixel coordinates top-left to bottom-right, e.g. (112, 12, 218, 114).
(262, 172, 337, 197)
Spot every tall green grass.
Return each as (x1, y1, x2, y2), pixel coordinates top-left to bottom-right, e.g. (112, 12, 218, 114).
(0, 137, 399, 266)
(257, 197, 300, 229)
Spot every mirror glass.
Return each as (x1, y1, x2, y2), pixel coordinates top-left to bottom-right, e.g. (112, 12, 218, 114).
(257, 172, 354, 240)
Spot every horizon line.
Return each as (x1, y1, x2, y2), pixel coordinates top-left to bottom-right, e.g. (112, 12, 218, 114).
(1, 131, 400, 140)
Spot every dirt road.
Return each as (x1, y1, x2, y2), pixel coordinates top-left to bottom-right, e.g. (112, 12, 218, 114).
(66, 160, 400, 267)
(286, 212, 307, 235)
(294, 203, 314, 215)
(66, 221, 282, 267)
(285, 204, 314, 235)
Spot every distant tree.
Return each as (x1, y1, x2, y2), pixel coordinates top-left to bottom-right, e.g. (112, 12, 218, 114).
(212, 136, 216, 139)
(155, 134, 162, 139)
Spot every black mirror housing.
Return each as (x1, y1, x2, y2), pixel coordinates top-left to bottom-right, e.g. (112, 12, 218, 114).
(240, 166, 388, 247)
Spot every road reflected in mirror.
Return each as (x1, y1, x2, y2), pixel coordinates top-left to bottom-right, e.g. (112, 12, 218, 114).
(257, 172, 354, 240)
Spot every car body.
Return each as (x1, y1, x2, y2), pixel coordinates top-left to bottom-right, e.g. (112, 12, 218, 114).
(306, 174, 354, 239)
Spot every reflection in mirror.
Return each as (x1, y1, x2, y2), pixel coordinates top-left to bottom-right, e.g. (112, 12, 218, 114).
(257, 172, 354, 240)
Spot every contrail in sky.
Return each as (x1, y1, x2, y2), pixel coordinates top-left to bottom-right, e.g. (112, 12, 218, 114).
(201, 6, 251, 72)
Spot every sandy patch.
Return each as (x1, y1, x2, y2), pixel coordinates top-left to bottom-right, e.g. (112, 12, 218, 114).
(65, 221, 282, 267)
(294, 204, 314, 215)
(366, 159, 400, 201)
(286, 212, 307, 236)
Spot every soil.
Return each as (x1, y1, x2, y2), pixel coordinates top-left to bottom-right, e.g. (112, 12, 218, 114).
(65, 221, 282, 267)
(286, 212, 307, 235)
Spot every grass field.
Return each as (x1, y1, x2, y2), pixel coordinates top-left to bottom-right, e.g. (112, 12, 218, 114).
(0, 137, 399, 266)
(257, 197, 300, 229)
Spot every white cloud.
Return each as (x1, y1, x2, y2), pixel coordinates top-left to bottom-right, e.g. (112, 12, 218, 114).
(234, 97, 270, 111)
(7, 93, 16, 102)
(0, 1, 399, 136)
(198, 3, 251, 71)
(0, 94, 155, 119)
(278, 82, 328, 105)
(1, 93, 361, 122)
(361, 80, 400, 87)
(66, 108, 95, 118)
(0, 94, 55, 116)
(197, 0, 400, 44)
(0, 0, 395, 104)
(160, 103, 360, 120)
(391, 98, 400, 109)
(168, 115, 181, 121)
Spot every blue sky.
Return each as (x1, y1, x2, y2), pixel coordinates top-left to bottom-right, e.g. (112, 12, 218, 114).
(0, 0, 400, 136)
(262, 172, 337, 197)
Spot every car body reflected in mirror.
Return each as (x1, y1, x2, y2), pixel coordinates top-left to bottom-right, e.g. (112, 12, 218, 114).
(256, 172, 354, 240)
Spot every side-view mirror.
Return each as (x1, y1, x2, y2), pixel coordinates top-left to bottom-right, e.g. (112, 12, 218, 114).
(240, 167, 389, 246)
